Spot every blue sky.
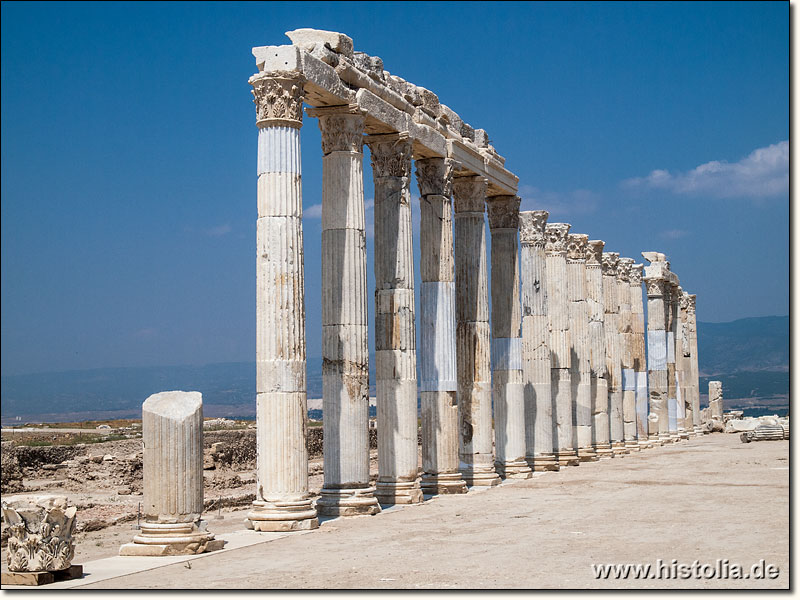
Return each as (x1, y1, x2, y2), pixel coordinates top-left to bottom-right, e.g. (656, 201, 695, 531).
(1, 1, 788, 375)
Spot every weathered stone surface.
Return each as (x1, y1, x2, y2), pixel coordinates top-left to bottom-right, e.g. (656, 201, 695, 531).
(709, 380, 724, 420)
(285, 28, 354, 58)
(2, 495, 76, 572)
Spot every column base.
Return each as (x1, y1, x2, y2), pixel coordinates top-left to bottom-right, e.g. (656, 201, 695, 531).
(669, 432, 681, 442)
(120, 521, 223, 556)
(637, 438, 654, 450)
(693, 426, 704, 436)
(594, 443, 614, 459)
(316, 486, 382, 517)
(375, 479, 424, 505)
(495, 459, 533, 479)
(461, 464, 502, 487)
(527, 453, 560, 471)
(578, 446, 599, 462)
(420, 472, 468, 495)
(658, 433, 674, 444)
(611, 441, 629, 457)
(624, 440, 641, 452)
(556, 450, 580, 467)
(679, 429, 690, 440)
(245, 499, 319, 532)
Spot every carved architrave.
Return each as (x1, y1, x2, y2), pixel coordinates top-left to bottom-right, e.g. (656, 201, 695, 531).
(250, 71, 305, 128)
(518, 210, 549, 246)
(601, 252, 620, 276)
(415, 157, 454, 198)
(2, 497, 77, 572)
(486, 195, 520, 230)
(586, 240, 605, 267)
(629, 263, 644, 285)
(566, 233, 589, 262)
(544, 223, 571, 255)
(452, 176, 488, 213)
(307, 105, 365, 155)
(367, 134, 412, 178)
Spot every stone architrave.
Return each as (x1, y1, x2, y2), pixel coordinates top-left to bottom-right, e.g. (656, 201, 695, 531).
(642, 252, 671, 444)
(366, 133, 423, 505)
(246, 70, 318, 532)
(487, 195, 532, 479)
(546, 223, 580, 467)
(666, 282, 682, 441)
(709, 381, 723, 420)
(618, 258, 640, 452)
(416, 158, 467, 495)
(121, 392, 223, 556)
(688, 295, 703, 435)
(586, 240, 612, 459)
(567, 233, 597, 462)
(2, 495, 77, 571)
(520, 211, 559, 471)
(453, 175, 501, 486)
(629, 264, 651, 448)
(603, 252, 627, 457)
(309, 105, 381, 516)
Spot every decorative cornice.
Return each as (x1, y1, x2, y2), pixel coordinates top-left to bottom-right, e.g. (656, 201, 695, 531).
(366, 133, 412, 178)
(415, 157, 454, 198)
(544, 223, 571, 255)
(566, 233, 589, 262)
(601, 252, 620, 276)
(586, 240, 605, 267)
(452, 175, 488, 213)
(518, 210, 549, 246)
(486, 195, 520, 230)
(250, 71, 305, 128)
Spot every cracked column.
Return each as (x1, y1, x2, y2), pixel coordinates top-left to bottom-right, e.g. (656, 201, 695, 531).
(487, 195, 532, 479)
(247, 71, 318, 531)
(366, 133, 424, 505)
(667, 282, 682, 441)
(618, 258, 640, 452)
(629, 264, 651, 448)
(453, 175, 501, 486)
(603, 252, 627, 456)
(416, 158, 467, 495)
(310, 105, 381, 516)
(545, 223, 580, 467)
(642, 252, 671, 445)
(520, 211, 559, 471)
(688, 295, 703, 435)
(586, 240, 612, 459)
(567, 234, 596, 462)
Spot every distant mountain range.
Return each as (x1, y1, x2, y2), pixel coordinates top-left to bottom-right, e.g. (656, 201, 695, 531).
(1, 316, 788, 423)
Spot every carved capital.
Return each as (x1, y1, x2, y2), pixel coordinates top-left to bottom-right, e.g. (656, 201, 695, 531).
(629, 263, 643, 285)
(415, 157, 454, 197)
(601, 252, 620, 276)
(617, 257, 635, 282)
(250, 72, 305, 128)
(452, 176, 488, 213)
(687, 294, 697, 315)
(486, 195, 520, 229)
(366, 133, 412, 178)
(586, 240, 605, 266)
(518, 210, 549, 246)
(679, 291, 691, 311)
(566, 233, 589, 261)
(643, 277, 668, 297)
(544, 223, 571, 255)
(2, 496, 77, 572)
(307, 105, 365, 154)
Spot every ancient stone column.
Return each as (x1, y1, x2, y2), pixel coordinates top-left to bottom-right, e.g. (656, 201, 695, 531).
(586, 240, 612, 459)
(603, 252, 627, 456)
(121, 392, 222, 555)
(642, 252, 670, 445)
(3, 495, 77, 573)
(709, 381, 723, 420)
(688, 295, 703, 435)
(545, 223, 580, 467)
(310, 105, 380, 516)
(618, 258, 640, 452)
(416, 158, 467, 495)
(453, 175, 501, 486)
(487, 195, 532, 479)
(629, 263, 651, 448)
(366, 133, 423, 505)
(678, 290, 694, 438)
(567, 233, 596, 462)
(246, 71, 318, 532)
(520, 211, 559, 471)
(666, 282, 682, 441)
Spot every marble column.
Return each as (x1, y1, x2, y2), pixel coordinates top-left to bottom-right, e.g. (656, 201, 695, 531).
(416, 158, 467, 495)
(642, 252, 670, 445)
(678, 291, 694, 438)
(688, 295, 703, 435)
(586, 240, 612, 459)
(629, 264, 651, 448)
(487, 195, 532, 479)
(309, 105, 380, 516)
(366, 133, 423, 505)
(709, 381, 724, 420)
(545, 223, 580, 467)
(453, 175, 501, 486)
(603, 252, 627, 456)
(667, 282, 682, 441)
(567, 234, 597, 462)
(246, 71, 318, 532)
(520, 211, 559, 471)
(121, 392, 222, 555)
(618, 258, 640, 452)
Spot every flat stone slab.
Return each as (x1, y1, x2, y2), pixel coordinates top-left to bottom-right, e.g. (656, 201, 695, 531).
(1, 565, 83, 586)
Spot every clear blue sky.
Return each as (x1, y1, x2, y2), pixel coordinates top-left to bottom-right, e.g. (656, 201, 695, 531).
(1, 1, 788, 375)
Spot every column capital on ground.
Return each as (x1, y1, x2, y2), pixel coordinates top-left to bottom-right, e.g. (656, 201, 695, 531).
(250, 71, 305, 129)
(544, 222, 571, 255)
(518, 210, 549, 246)
(486, 195, 520, 230)
(566, 233, 589, 262)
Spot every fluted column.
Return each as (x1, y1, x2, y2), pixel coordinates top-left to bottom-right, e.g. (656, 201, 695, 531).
(618, 258, 640, 452)
(688, 295, 703, 435)
(666, 282, 682, 441)
(709, 381, 723, 420)
(546, 223, 580, 467)
(629, 264, 651, 448)
(365, 133, 423, 505)
(309, 104, 380, 516)
(678, 290, 694, 438)
(453, 176, 501, 486)
(416, 158, 467, 495)
(642, 252, 671, 444)
(520, 211, 559, 471)
(586, 241, 612, 458)
(567, 234, 596, 461)
(247, 72, 317, 531)
(487, 195, 532, 479)
(603, 252, 627, 456)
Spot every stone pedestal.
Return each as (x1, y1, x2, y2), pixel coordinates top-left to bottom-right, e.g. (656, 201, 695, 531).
(520, 211, 559, 471)
(586, 241, 612, 459)
(453, 176, 501, 486)
(416, 158, 467, 495)
(629, 264, 651, 448)
(121, 392, 222, 555)
(310, 105, 380, 516)
(603, 252, 627, 457)
(487, 196, 532, 479)
(709, 381, 724, 421)
(3, 495, 77, 572)
(246, 71, 318, 532)
(618, 258, 640, 452)
(367, 133, 423, 505)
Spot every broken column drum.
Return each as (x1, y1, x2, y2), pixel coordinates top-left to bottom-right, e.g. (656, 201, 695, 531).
(487, 195, 532, 478)
(311, 105, 381, 516)
(709, 381, 723, 420)
(246, 70, 318, 532)
(618, 258, 640, 452)
(586, 240, 612, 458)
(687, 295, 703, 435)
(367, 133, 423, 505)
(416, 158, 467, 495)
(642, 252, 672, 444)
(603, 252, 627, 456)
(545, 223, 580, 467)
(629, 264, 650, 447)
(520, 211, 559, 471)
(453, 176, 501, 486)
(567, 233, 597, 462)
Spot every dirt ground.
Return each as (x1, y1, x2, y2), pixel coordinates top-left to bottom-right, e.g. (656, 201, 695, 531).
(59, 433, 788, 589)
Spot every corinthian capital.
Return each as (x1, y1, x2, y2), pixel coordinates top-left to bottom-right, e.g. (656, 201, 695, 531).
(307, 105, 364, 155)
(629, 263, 644, 285)
(366, 133, 412, 178)
(415, 157, 454, 197)
(687, 294, 697, 315)
(601, 252, 620, 275)
(544, 223, 571, 255)
(618, 257, 635, 282)
(643, 277, 668, 298)
(586, 240, 605, 266)
(250, 71, 305, 128)
(518, 210, 549, 246)
(566, 233, 589, 261)
(486, 195, 520, 229)
(452, 175, 488, 213)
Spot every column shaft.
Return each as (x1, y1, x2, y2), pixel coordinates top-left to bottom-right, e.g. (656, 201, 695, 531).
(603, 253, 627, 456)
(586, 241, 612, 458)
(618, 258, 640, 451)
(688, 295, 703, 434)
(642, 252, 671, 444)
(629, 264, 650, 447)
